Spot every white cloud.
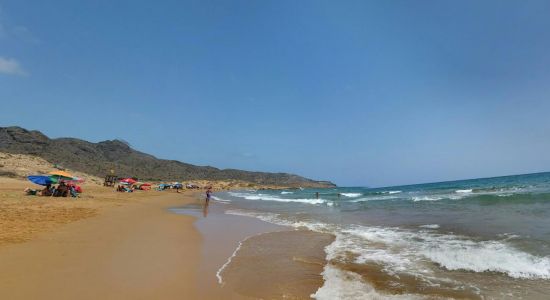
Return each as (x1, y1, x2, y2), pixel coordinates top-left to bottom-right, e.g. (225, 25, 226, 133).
(0, 57, 27, 76)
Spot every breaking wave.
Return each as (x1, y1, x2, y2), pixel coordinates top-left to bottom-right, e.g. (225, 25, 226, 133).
(340, 193, 362, 198)
(228, 192, 326, 205)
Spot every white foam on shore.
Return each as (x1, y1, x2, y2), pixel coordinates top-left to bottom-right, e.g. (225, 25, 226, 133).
(211, 196, 231, 203)
(224, 208, 550, 299)
(384, 190, 402, 194)
(419, 224, 440, 229)
(341, 225, 550, 280)
(216, 232, 268, 285)
(421, 239, 550, 279)
(216, 236, 247, 285)
(350, 195, 400, 202)
(228, 192, 326, 205)
(310, 264, 422, 300)
(340, 193, 362, 198)
(225, 209, 329, 232)
(234, 208, 550, 280)
(412, 196, 443, 201)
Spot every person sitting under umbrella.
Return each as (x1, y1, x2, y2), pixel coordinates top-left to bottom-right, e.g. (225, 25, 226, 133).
(54, 182, 69, 197)
(41, 184, 53, 196)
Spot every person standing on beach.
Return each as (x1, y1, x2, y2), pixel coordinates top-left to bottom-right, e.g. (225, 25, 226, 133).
(206, 186, 212, 203)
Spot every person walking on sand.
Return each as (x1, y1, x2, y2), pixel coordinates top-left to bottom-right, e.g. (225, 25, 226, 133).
(206, 186, 212, 203)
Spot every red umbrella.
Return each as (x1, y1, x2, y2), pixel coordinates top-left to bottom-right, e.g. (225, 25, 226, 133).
(120, 178, 137, 184)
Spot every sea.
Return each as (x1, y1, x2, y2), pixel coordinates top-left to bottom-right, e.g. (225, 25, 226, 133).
(213, 172, 550, 299)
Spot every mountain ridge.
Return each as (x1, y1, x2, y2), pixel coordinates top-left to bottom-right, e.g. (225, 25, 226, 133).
(0, 126, 336, 188)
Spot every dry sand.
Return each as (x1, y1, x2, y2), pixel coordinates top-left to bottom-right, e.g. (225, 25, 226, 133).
(0, 178, 202, 299)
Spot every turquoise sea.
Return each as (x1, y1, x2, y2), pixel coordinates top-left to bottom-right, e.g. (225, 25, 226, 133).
(215, 172, 550, 299)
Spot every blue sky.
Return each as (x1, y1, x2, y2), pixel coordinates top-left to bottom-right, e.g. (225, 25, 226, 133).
(1, 0, 550, 187)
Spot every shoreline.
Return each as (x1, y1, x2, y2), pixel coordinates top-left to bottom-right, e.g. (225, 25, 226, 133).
(171, 198, 332, 299)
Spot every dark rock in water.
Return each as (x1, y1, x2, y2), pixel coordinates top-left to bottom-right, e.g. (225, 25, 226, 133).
(0, 126, 336, 187)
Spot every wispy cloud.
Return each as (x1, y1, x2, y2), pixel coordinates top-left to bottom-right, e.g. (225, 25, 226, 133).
(0, 6, 39, 44)
(0, 56, 27, 76)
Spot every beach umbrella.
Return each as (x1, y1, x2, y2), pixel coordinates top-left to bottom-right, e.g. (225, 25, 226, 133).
(27, 175, 54, 186)
(120, 178, 137, 184)
(48, 170, 74, 183)
(49, 170, 74, 178)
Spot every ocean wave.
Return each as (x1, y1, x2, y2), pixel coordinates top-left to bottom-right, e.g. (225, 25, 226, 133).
(412, 196, 444, 202)
(224, 209, 329, 231)
(384, 190, 402, 194)
(419, 224, 440, 229)
(456, 189, 473, 193)
(228, 192, 326, 205)
(281, 191, 293, 194)
(350, 196, 400, 202)
(211, 196, 231, 203)
(225, 208, 550, 288)
(421, 240, 550, 279)
(340, 193, 362, 198)
(224, 209, 281, 224)
(341, 225, 550, 280)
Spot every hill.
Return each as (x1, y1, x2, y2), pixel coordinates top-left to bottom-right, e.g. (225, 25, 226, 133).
(0, 126, 335, 188)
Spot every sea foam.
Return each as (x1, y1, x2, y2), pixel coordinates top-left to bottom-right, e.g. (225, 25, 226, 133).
(227, 209, 550, 280)
(311, 264, 422, 300)
(340, 193, 362, 198)
(341, 225, 550, 280)
(228, 192, 326, 204)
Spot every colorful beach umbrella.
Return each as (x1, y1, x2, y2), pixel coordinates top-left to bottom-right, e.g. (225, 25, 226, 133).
(27, 175, 54, 186)
(120, 178, 137, 184)
(49, 170, 74, 178)
(48, 170, 74, 183)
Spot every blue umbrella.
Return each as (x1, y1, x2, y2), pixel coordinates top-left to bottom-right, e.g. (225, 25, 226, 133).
(27, 175, 54, 186)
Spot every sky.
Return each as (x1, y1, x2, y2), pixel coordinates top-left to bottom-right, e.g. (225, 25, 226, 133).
(1, 0, 550, 187)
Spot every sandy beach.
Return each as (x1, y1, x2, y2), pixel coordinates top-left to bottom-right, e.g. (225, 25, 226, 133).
(0, 177, 330, 299)
(0, 178, 203, 299)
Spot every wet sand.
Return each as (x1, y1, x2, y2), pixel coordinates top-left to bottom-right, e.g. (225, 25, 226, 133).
(173, 201, 334, 299)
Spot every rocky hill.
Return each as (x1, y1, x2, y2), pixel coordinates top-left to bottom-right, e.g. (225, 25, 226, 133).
(0, 126, 335, 188)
